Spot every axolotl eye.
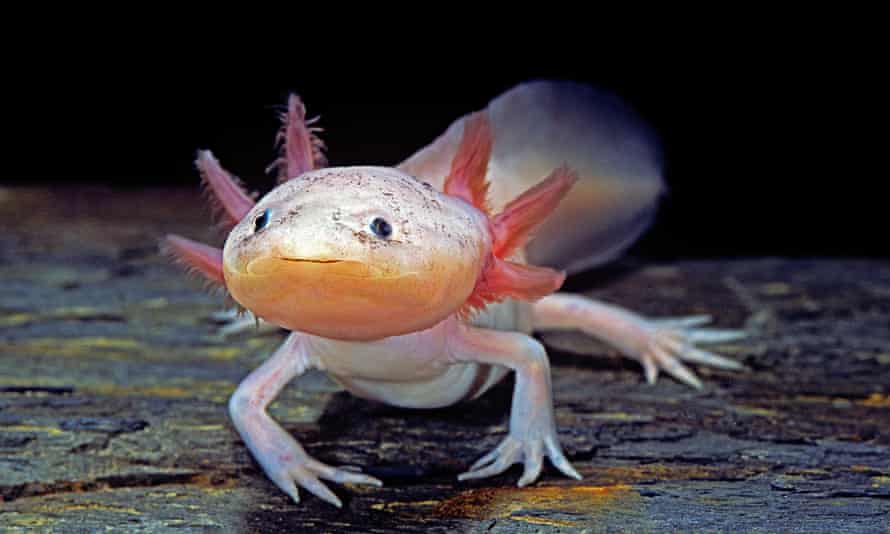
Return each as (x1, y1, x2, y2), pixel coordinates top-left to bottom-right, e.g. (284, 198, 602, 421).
(254, 209, 271, 233)
(369, 217, 392, 239)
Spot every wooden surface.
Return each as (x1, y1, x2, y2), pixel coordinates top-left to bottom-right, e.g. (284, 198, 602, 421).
(1, 186, 889, 533)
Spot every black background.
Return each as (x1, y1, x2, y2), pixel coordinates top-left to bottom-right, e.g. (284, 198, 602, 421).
(7, 33, 879, 260)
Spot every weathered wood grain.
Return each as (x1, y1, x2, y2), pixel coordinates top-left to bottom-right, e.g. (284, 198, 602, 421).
(1, 187, 889, 532)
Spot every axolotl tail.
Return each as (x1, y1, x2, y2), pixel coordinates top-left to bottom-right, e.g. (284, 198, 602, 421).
(398, 80, 664, 274)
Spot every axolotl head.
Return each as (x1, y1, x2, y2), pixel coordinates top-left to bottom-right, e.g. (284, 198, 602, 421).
(222, 166, 491, 340)
(165, 111, 574, 342)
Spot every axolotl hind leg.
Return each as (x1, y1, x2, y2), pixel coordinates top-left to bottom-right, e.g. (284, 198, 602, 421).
(532, 293, 747, 389)
(228, 332, 382, 507)
(447, 323, 582, 486)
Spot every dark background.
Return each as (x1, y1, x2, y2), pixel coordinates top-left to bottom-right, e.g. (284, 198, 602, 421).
(7, 40, 878, 260)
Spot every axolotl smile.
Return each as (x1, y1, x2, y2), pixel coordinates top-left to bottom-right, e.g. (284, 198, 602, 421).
(222, 166, 490, 340)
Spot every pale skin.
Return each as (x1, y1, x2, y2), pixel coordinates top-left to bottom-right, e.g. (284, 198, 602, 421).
(167, 81, 746, 506)
(225, 295, 742, 506)
(229, 313, 584, 507)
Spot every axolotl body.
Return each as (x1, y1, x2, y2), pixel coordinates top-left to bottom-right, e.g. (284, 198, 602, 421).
(165, 81, 744, 507)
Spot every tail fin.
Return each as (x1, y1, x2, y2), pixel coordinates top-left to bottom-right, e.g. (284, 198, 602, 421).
(399, 80, 664, 273)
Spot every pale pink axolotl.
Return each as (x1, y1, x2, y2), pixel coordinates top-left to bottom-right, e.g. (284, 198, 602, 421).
(164, 81, 745, 507)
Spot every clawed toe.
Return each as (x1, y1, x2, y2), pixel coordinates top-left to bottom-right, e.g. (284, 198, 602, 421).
(212, 309, 280, 336)
(649, 345, 703, 389)
(517, 441, 543, 487)
(296, 473, 342, 507)
(459, 439, 520, 481)
(686, 329, 747, 344)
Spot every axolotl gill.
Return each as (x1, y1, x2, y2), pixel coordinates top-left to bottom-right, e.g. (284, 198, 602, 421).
(164, 81, 745, 507)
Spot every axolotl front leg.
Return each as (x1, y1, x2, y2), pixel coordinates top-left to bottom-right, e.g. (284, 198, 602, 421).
(228, 333, 382, 507)
(447, 323, 581, 485)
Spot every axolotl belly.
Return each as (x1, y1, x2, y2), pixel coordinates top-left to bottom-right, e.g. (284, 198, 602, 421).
(314, 298, 528, 409)
(164, 80, 746, 507)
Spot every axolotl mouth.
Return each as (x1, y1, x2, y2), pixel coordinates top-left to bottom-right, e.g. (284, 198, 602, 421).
(280, 258, 343, 264)
(241, 256, 408, 280)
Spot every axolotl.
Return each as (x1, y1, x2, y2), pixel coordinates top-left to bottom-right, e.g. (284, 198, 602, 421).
(164, 80, 745, 507)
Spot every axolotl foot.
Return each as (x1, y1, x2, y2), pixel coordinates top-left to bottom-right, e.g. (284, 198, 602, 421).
(254, 445, 382, 508)
(640, 315, 746, 388)
(533, 293, 747, 389)
(459, 432, 581, 487)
